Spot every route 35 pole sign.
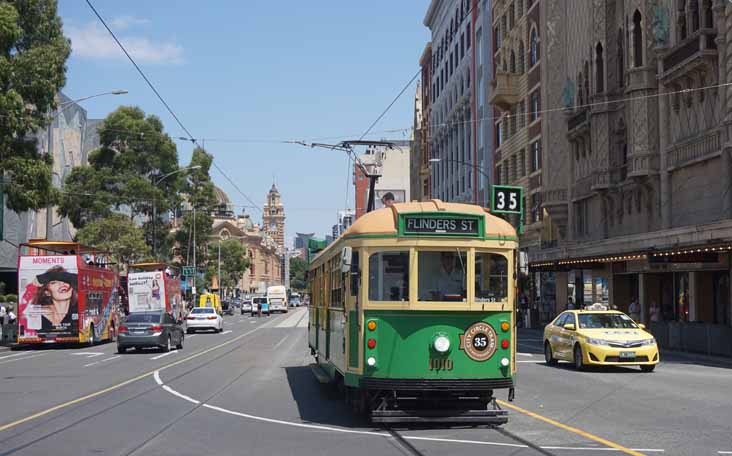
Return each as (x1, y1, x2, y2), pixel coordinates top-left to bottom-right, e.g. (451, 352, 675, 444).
(491, 185, 523, 214)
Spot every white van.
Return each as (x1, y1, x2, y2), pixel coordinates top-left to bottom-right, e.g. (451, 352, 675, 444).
(266, 286, 288, 313)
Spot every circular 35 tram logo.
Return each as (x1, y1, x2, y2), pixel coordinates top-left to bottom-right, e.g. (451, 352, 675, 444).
(459, 322, 498, 362)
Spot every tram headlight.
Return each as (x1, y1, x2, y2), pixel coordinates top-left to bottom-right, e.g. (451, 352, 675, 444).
(500, 357, 510, 367)
(433, 335, 451, 353)
(367, 357, 376, 367)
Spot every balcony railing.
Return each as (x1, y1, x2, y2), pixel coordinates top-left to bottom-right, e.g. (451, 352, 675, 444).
(662, 29, 718, 78)
(488, 72, 521, 111)
(668, 130, 720, 169)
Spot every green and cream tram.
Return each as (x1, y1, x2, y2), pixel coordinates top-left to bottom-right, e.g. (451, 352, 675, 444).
(308, 200, 517, 423)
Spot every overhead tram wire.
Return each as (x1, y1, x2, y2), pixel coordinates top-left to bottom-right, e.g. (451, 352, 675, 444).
(85, 0, 261, 213)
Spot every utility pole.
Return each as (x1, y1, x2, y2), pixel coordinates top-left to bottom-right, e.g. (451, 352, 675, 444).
(192, 205, 197, 305)
(217, 239, 222, 301)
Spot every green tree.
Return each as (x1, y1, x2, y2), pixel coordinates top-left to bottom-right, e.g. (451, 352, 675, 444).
(174, 147, 217, 271)
(0, 0, 71, 211)
(290, 256, 308, 291)
(206, 239, 250, 290)
(59, 106, 181, 251)
(76, 213, 151, 266)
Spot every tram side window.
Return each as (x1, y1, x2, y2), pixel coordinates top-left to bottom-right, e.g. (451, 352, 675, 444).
(475, 253, 508, 302)
(350, 251, 360, 297)
(368, 252, 409, 301)
(418, 251, 467, 302)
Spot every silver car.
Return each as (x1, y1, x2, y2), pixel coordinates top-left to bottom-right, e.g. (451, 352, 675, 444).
(240, 299, 252, 314)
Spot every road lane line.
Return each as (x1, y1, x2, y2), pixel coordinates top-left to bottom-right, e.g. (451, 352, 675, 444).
(162, 385, 200, 404)
(0, 309, 293, 433)
(71, 352, 104, 358)
(0, 353, 47, 365)
(221, 330, 232, 335)
(150, 350, 178, 360)
(718, 452, 732, 454)
(271, 335, 289, 351)
(0, 352, 30, 360)
(496, 400, 647, 456)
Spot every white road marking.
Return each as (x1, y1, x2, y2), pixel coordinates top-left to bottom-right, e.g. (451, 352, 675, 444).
(272, 335, 289, 351)
(84, 355, 121, 368)
(155, 372, 664, 453)
(517, 352, 534, 357)
(153, 370, 163, 385)
(221, 330, 232, 335)
(150, 350, 178, 360)
(717, 452, 732, 454)
(186, 334, 197, 338)
(274, 310, 305, 328)
(71, 352, 104, 358)
(0, 352, 30, 360)
(0, 353, 47, 364)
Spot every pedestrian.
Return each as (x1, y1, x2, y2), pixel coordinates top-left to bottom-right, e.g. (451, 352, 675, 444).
(0, 302, 6, 325)
(381, 192, 395, 208)
(567, 297, 575, 310)
(257, 301, 262, 318)
(649, 300, 661, 323)
(629, 298, 640, 322)
(7, 306, 16, 325)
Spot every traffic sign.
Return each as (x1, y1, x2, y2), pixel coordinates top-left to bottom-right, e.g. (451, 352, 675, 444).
(491, 185, 523, 215)
(182, 266, 195, 277)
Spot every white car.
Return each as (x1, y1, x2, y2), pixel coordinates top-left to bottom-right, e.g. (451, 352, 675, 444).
(185, 307, 223, 333)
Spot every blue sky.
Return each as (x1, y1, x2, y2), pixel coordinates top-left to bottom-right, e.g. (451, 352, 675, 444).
(59, 1, 431, 244)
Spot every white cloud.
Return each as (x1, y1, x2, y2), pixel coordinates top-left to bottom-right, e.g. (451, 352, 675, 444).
(66, 22, 183, 65)
(109, 15, 150, 30)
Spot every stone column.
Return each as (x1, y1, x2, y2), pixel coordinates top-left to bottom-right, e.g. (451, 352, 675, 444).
(723, 1, 732, 218)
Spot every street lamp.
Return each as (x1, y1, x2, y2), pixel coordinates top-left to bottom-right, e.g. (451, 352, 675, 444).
(46, 90, 129, 240)
(152, 165, 202, 258)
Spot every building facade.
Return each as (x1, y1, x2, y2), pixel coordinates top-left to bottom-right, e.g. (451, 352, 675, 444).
(424, 0, 493, 206)
(353, 141, 411, 219)
(525, 0, 732, 355)
(418, 43, 433, 200)
(409, 81, 426, 202)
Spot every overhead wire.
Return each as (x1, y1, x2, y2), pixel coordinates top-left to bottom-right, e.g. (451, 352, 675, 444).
(84, 0, 261, 213)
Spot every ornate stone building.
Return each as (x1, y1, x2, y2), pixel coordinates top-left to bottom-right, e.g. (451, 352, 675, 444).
(262, 184, 285, 254)
(527, 0, 732, 352)
(210, 187, 281, 294)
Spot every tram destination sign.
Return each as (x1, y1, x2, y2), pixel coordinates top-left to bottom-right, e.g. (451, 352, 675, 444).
(401, 214, 481, 237)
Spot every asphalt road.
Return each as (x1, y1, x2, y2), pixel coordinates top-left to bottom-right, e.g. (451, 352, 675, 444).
(0, 308, 730, 456)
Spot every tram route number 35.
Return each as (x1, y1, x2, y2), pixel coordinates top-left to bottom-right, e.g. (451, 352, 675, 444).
(491, 185, 523, 215)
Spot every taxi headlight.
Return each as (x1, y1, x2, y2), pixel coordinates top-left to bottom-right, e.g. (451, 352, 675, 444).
(433, 335, 451, 353)
(586, 337, 612, 346)
(640, 338, 656, 346)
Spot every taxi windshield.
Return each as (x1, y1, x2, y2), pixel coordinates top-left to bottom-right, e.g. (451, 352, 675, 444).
(578, 313, 638, 329)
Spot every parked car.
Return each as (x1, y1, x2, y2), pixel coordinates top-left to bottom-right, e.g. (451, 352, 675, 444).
(240, 299, 252, 314)
(221, 299, 234, 316)
(118, 311, 184, 354)
(185, 307, 224, 333)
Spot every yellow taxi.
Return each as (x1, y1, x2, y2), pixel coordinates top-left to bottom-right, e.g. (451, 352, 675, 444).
(543, 304, 659, 372)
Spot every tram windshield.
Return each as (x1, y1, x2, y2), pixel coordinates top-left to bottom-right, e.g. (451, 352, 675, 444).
(475, 253, 509, 302)
(418, 251, 467, 302)
(368, 251, 409, 301)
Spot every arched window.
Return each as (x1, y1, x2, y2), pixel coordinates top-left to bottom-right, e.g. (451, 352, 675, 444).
(502, 54, 508, 72)
(690, 0, 699, 32)
(633, 10, 643, 67)
(703, 0, 713, 28)
(596, 42, 604, 93)
(510, 50, 516, 73)
(618, 29, 625, 88)
(678, 0, 687, 40)
(529, 27, 538, 66)
(518, 40, 525, 74)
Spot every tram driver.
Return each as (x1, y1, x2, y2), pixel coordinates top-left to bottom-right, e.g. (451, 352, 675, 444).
(420, 251, 466, 301)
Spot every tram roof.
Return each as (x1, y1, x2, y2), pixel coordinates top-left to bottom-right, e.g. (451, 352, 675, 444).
(344, 200, 516, 239)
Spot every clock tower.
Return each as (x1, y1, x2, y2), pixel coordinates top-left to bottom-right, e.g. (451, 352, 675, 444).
(262, 183, 285, 254)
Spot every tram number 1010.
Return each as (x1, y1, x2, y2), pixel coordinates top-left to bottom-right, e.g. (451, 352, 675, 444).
(428, 358, 454, 371)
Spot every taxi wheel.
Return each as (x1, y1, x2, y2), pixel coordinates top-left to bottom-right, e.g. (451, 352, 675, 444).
(573, 344, 585, 371)
(544, 342, 558, 366)
(640, 364, 656, 373)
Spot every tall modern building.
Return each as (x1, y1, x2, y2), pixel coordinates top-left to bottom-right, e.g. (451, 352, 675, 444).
(332, 209, 355, 238)
(424, 0, 493, 206)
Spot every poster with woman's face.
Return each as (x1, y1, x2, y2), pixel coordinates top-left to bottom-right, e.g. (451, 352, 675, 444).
(18, 256, 79, 338)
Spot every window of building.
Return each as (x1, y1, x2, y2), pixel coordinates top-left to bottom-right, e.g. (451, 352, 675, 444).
(617, 29, 625, 88)
(494, 26, 500, 50)
(501, 15, 507, 38)
(704, 0, 713, 28)
(519, 100, 526, 127)
(509, 2, 515, 30)
(633, 10, 643, 67)
(595, 42, 604, 93)
(510, 105, 517, 134)
(575, 199, 589, 236)
(467, 22, 471, 48)
(529, 27, 539, 66)
(518, 0, 524, 16)
(461, 33, 465, 59)
(519, 149, 526, 176)
(368, 251, 409, 301)
(678, 0, 688, 40)
(531, 192, 542, 223)
(510, 154, 517, 182)
(510, 50, 516, 73)
(418, 250, 467, 302)
(690, 0, 700, 32)
(496, 122, 503, 147)
(531, 141, 541, 172)
(496, 164, 502, 185)
(530, 91, 540, 122)
(518, 41, 525, 74)
(454, 43, 459, 69)
(475, 252, 508, 302)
